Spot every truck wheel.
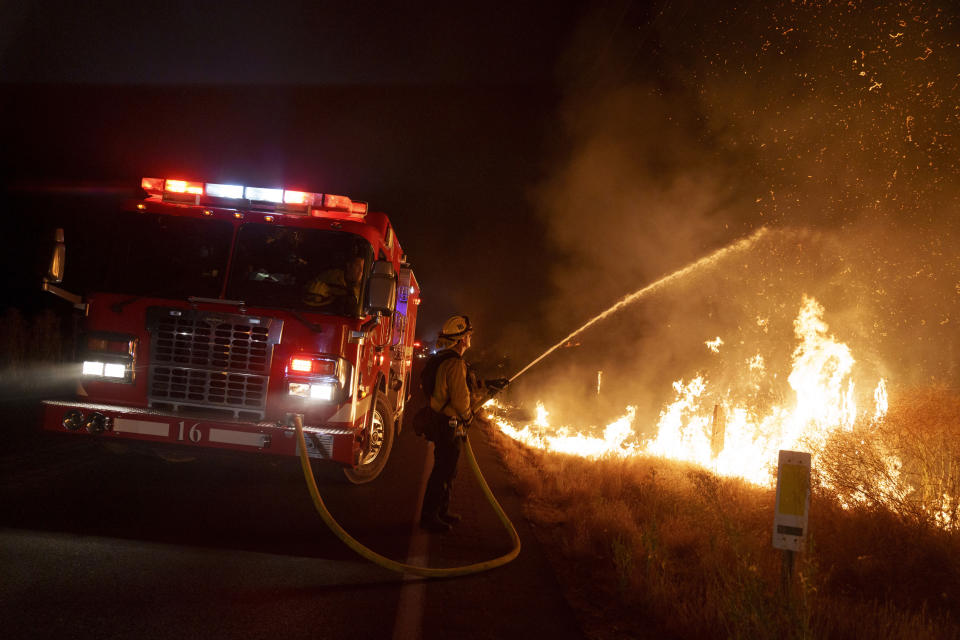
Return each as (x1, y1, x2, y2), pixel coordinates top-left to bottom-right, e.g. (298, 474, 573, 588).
(343, 397, 394, 484)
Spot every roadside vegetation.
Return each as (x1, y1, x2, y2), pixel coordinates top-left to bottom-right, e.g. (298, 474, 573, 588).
(481, 386, 960, 639)
(0, 307, 71, 396)
(0, 308, 65, 364)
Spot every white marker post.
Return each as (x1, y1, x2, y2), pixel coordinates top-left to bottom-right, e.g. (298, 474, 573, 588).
(773, 450, 811, 595)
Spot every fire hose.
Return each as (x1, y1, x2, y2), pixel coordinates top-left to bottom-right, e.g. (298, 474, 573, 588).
(295, 406, 521, 578)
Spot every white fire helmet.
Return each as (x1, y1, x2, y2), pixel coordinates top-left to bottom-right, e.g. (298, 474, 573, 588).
(437, 315, 472, 349)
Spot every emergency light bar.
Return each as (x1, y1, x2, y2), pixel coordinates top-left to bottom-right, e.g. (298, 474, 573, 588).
(140, 177, 368, 215)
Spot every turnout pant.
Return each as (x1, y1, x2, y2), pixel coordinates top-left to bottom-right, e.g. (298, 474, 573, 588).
(421, 431, 463, 521)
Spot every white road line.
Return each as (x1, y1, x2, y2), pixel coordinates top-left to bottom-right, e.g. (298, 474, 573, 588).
(391, 441, 434, 640)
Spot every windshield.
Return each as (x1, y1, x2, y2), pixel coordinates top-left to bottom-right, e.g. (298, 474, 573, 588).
(225, 224, 373, 317)
(96, 211, 234, 299)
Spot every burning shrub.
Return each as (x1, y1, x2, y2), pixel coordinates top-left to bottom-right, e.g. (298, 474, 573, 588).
(817, 386, 960, 531)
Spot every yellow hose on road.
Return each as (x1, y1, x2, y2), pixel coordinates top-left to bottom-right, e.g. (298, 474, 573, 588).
(295, 415, 521, 578)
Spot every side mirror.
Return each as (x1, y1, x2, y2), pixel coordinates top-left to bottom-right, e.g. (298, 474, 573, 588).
(365, 260, 396, 316)
(42, 227, 84, 310)
(47, 228, 66, 284)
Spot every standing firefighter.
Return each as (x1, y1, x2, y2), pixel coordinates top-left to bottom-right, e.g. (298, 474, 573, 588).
(419, 315, 506, 532)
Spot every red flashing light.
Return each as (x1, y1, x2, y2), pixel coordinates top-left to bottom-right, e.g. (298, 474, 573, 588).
(290, 357, 312, 373)
(350, 201, 368, 215)
(141, 177, 164, 195)
(324, 194, 352, 210)
(283, 190, 309, 205)
(289, 356, 337, 376)
(165, 179, 203, 195)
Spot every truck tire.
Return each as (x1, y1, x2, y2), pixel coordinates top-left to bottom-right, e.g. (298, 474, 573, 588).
(343, 397, 394, 484)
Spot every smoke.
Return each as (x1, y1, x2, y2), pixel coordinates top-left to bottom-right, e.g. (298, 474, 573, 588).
(509, 227, 771, 384)
(508, 0, 960, 429)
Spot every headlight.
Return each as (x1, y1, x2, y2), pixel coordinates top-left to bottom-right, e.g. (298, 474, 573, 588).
(288, 381, 335, 401)
(285, 354, 352, 403)
(81, 332, 137, 384)
(103, 363, 127, 378)
(81, 359, 133, 381)
(309, 382, 335, 400)
(83, 361, 105, 376)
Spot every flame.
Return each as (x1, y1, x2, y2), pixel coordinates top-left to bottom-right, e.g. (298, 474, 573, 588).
(489, 400, 639, 458)
(935, 494, 955, 529)
(873, 378, 888, 421)
(491, 296, 892, 488)
(787, 296, 857, 441)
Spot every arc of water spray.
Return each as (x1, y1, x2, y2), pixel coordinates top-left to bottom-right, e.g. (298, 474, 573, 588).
(508, 226, 771, 383)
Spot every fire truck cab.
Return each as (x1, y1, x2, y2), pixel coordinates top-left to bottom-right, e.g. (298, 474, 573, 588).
(40, 177, 420, 483)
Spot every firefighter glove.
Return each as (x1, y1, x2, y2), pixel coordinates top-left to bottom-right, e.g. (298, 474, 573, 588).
(486, 378, 510, 393)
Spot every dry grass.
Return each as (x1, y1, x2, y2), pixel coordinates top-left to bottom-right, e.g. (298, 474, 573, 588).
(0, 308, 70, 395)
(481, 387, 960, 639)
(0, 308, 66, 368)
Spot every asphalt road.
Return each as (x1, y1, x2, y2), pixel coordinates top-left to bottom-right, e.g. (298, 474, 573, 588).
(0, 399, 584, 640)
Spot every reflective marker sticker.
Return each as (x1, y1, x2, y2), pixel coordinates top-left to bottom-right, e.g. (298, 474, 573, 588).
(113, 418, 170, 437)
(778, 463, 809, 516)
(208, 428, 266, 448)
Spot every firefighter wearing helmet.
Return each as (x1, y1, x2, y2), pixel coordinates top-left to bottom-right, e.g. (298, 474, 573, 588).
(419, 315, 507, 533)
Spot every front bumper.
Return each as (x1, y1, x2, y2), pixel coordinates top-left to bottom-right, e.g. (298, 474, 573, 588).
(41, 400, 357, 466)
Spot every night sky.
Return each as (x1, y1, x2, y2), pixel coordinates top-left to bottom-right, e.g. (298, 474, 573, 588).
(0, 0, 587, 359)
(3, 1, 959, 413)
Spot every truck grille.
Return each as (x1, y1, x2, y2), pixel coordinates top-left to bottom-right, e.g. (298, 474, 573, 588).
(146, 308, 283, 419)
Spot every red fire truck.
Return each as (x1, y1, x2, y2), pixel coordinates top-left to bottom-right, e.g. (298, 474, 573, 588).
(40, 177, 420, 483)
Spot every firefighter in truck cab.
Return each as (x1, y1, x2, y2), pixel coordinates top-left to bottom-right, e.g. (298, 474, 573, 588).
(419, 315, 507, 533)
(303, 250, 365, 313)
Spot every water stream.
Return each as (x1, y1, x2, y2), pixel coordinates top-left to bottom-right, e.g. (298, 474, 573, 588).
(508, 226, 771, 383)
